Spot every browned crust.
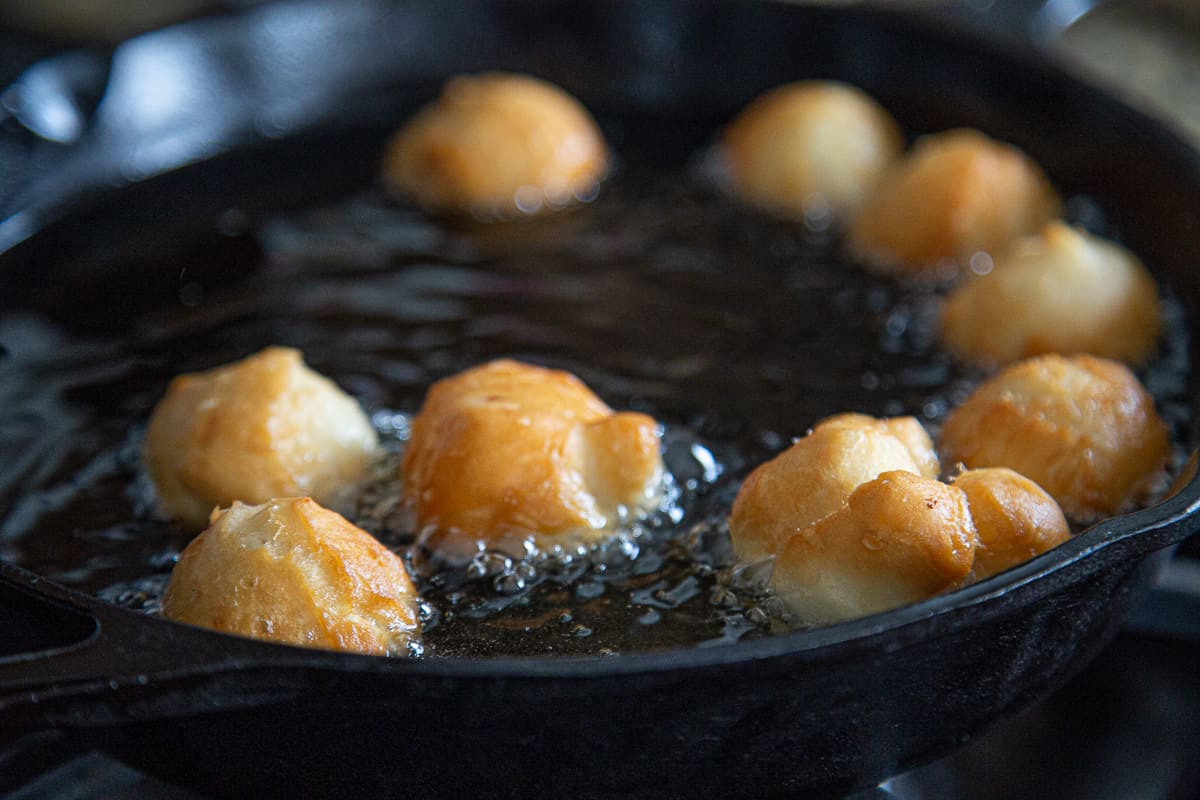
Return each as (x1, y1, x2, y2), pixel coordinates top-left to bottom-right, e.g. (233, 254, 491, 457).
(162, 498, 419, 656)
(401, 359, 662, 548)
(940, 354, 1169, 521)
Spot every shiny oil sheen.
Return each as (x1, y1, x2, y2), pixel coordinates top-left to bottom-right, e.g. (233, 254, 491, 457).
(0, 163, 1190, 658)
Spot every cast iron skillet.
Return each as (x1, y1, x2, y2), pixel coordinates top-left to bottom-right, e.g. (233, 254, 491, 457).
(2, 1, 1200, 797)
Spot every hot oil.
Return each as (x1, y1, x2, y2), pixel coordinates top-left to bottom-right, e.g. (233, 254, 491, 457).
(0, 164, 1191, 657)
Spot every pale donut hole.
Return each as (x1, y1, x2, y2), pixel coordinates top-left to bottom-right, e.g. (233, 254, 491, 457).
(767, 466, 1071, 625)
(940, 221, 1161, 366)
(769, 470, 976, 626)
(161, 498, 420, 656)
(847, 128, 1061, 274)
(382, 72, 608, 218)
(728, 412, 939, 563)
(143, 347, 379, 530)
(722, 80, 902, 224)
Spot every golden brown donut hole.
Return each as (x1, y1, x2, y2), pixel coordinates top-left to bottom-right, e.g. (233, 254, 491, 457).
(161, 498, 420, 656)
(847, 128, 1061, 274)
(952, 467, 1071, 580)
(382, 72, 608, 218)
(142, 347, 379, 530)
(721, 81, 902, 223)
(401, 359, 663, 557)
(940, 221, 1161, 366)
(940, 354, 1170, 522)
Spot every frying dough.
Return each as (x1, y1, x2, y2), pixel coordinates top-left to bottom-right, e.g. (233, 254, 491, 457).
(143, 347, 379, 529)
(728, 413, 939, 562)
(161, 498, 420, 656)
(952, 467, 1070, 580)
(382, 72, 608, 217)
(941, 222, 1161, 365)
(401, 359, 663, 555)
(770, 470, 976, 625)
(940, 354, 1169, 522)
(847, 128, 1061, 273)
(722, 81, 902, 222)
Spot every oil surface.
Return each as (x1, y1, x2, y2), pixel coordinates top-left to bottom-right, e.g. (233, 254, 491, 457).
(0, 163, 1191, 657)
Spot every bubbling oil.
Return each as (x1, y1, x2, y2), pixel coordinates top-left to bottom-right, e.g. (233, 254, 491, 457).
(0, 163, 1191, 657)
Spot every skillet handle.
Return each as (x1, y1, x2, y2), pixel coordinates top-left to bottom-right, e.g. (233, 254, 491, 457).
(0, 561, 314, 754)
(0, 564, 115, 793)
(0, 49, 112, 219)
(0, 49, 112, 145)
(1103, 452, 1200, 641)
(1106, 452, 1200, 559)
(0, 562, 135, 752)
(0, 730, 84, 796)
(937, 0, 1114, 50)
(1124, 557, 1200, 641)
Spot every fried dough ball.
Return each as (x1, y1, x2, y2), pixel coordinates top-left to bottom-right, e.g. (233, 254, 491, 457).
(722, 81, 902, 222)
(770, 471, 976, 626)
(941, 222, 1161, 366)
(729, 413, 939, 562)
(940, 355, 1170, 522)
(161, 498, 420, 656)
(847, 129, 1061, 273)
(143, 347, 379, 530)
(402, 359, 663, 555)
(952, 467, 1070, 579)
(382, 72, 608, 217)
